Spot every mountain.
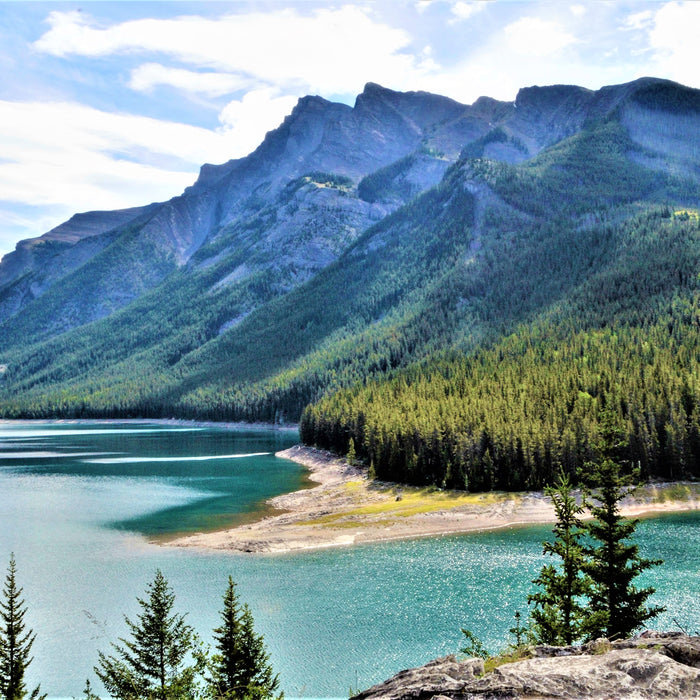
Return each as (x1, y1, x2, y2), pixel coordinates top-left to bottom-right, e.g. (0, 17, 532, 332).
(1, 77, 699, 487)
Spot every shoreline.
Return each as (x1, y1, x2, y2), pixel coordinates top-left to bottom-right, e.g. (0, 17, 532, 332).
(3, 419, 696, 554)
(0, 416, 298, 432)
(167, 445, 700, 554)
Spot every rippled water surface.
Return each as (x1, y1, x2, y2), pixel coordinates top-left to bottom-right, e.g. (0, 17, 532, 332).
(0, 421, 698, 698)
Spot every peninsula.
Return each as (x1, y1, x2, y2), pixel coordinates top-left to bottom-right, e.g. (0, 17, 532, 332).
(169, 446, 700, 554)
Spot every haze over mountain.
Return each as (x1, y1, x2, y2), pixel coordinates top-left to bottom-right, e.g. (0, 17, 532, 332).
(1, 77, 699, 488)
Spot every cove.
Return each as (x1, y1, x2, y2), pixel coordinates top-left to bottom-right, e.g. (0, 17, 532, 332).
(0, 421, 698, 699)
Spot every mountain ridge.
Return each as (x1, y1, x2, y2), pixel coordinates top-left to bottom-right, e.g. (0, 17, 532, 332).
(0, 78, 698, 488)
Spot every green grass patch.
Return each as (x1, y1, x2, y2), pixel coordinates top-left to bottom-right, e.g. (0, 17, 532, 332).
(482, 646, 534, 674)
(301, 486, 518, 527)
(649, 483, 700, 503)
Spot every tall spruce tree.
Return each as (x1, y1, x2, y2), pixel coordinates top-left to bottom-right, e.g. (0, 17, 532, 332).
(528, 473, 590, 645)
(582, 456, 665, 640)
(95, 570, 202, 699)
(207, 577, 280, 700)
(0, 554, 43, 700)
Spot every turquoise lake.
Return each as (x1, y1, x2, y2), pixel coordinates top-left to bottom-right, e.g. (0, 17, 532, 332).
(0, 421, 698, 698)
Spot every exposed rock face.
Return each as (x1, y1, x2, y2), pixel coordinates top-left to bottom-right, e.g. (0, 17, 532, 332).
(352, 633, 700, 700)
(1, 77, 697, 346)
(0, 205, 154, 322)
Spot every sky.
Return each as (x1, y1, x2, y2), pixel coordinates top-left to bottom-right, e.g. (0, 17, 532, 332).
(1, 0, 699, 258)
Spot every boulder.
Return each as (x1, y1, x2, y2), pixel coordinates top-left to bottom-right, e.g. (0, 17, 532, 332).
(352, 633, 700, 700)
(352, 655, 484, 700)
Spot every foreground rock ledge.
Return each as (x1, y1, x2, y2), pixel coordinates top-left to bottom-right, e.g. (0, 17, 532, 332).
(351, 632, 700, 700)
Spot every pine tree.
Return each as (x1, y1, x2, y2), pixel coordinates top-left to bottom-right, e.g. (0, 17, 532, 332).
(79, 679, 99, 700)
(582, 457, 665, 640)
(95, 570, 201, 699)
(528, 473, 590, 645)
(207, 577, 280, 700)
(0, 554, 44, 700)
(346, 438, 357, 466)
(508, 611, 529, 648)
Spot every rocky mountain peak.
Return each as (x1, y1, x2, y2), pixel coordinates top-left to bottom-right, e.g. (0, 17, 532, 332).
(355, 82, 466, 128)
(354, 81, 401, 106)
(514, 83, 594, 111)
(2, 77, 698, 353)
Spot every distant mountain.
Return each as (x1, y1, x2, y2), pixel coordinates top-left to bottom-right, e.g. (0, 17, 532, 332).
(1, 78, 699, 490)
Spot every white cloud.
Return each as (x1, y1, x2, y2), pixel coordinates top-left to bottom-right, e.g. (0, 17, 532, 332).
(624, 10, 653, 30)
(450, 2, 485, 24)
(129, 63, 251, 96)
(218, 89, 299, 156)
(504, 17, 579, 57)
(647, 1, 700, 87)
(570, 5, 586, 17)
(35, 7, 421, 97)
(0, 101, 202, 213)
(0, 88, 305, 254)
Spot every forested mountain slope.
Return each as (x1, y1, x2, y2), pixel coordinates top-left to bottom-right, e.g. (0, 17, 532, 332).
(302, 209, 700, 489)
(0, 83, 481, 346)
(1, 78, 699, 492)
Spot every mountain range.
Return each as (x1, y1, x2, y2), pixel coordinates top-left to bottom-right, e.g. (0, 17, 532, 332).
(1, 76, 699, 487)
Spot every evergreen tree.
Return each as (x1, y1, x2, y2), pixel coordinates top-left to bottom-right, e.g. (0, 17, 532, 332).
(459, 629, 489, 659)
(79, 679, 99, 700)
(0, 555, 44, 700)
(528, 473, 590, 645)
(207, 577, 280, 700)
(95, 570, 201, 699)
(346, 438, 357, 466)
(582, 457, 665, 640)
(508, 611, 529, 648)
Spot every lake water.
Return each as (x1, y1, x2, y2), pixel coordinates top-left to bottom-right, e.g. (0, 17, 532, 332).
(0, 421, 698, 698)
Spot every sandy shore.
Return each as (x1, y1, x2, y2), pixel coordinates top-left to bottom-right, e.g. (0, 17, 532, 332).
(168, 445, 700, 554)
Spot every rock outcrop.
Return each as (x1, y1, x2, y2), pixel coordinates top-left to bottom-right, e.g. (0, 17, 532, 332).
(352, 632, 700, 700)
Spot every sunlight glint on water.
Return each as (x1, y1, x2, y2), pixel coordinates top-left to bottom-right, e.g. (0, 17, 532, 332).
(0, 421, 698, 698)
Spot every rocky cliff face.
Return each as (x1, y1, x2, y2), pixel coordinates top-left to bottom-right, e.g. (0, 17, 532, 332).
(0, 205, 154, 323)
(0, 83, 479, 342)
(0, 78, 697, 349)
(352, 632, 700, 700)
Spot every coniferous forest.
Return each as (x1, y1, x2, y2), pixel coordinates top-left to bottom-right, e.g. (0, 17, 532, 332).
(301, 209, 700, 490)
(1, 80, 700, 493)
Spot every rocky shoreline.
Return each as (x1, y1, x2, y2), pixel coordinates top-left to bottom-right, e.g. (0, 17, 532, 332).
(352, 631, 700, 699)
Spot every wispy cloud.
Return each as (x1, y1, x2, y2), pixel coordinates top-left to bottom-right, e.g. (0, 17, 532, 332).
(449, 1, 486, 24)
(34, 7, 423, 96)
(129, 64, 252, 97)
(0, 100, 218, 222)
(503, 17, 579, 57)
(624, 10, 654, 30)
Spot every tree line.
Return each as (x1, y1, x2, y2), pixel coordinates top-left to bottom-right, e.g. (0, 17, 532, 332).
(301, 305, 700, 492)
(0, 564, 279, 700)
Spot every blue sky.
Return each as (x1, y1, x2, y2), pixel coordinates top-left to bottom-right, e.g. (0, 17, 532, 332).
(1, 0, 698, 257)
